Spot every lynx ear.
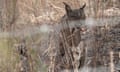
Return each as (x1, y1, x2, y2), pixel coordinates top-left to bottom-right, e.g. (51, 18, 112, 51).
(63, 2, 72, 13)
(80, 3, 86, 9)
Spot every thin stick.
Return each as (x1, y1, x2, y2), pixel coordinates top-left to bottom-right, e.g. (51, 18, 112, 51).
(110, 51, 114, 72)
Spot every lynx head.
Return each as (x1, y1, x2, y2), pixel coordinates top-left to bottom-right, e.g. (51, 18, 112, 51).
(63, 2, 86, 20)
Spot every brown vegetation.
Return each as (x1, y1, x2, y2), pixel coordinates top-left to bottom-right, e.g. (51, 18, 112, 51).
(0, 0, 120, 72)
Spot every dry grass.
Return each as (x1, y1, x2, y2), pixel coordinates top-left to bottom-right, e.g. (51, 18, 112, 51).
(0, 0, 120, 72)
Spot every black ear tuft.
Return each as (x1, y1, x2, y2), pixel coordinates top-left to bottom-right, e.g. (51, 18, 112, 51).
(63, 2, 72, 13)
(80, 3, 86, 9)
(63, 2, 69, 7)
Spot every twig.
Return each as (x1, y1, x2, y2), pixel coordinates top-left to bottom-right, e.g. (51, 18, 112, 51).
(110, 51, 114, 72)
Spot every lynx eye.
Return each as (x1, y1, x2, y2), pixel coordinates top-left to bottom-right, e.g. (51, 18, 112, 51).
(69, 11, 80, 18)
(71, 14, 78, 17)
